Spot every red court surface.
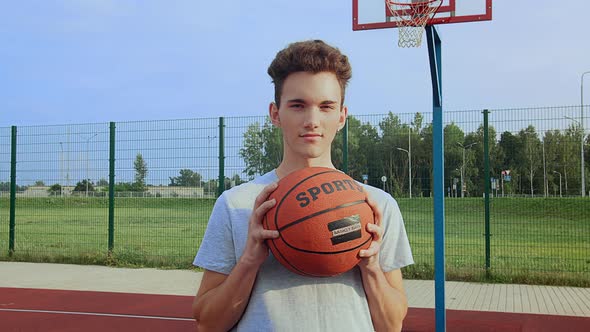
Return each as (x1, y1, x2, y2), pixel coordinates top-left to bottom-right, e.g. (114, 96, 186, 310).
(1, 287, 589, 331)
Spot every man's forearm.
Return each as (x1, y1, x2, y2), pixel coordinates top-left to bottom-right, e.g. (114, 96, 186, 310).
(360, 267, 408, 332)
(194, 260, 261, 331)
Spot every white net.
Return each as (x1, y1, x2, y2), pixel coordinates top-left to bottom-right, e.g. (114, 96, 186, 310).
(386, 0, 443, 47)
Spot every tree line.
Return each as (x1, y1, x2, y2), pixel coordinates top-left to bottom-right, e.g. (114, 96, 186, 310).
(239, 112, 589, 197)
(18, 153, 244, 197)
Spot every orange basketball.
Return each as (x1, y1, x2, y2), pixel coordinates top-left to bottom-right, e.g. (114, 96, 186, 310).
(264, 167, 374, 277)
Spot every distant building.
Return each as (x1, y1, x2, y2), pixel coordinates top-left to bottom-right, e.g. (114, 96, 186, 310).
(14, 186, 75, 197)
(146, 186, 205, 198)
(18, 186, 50, 197)
(9, 185, 206, 198)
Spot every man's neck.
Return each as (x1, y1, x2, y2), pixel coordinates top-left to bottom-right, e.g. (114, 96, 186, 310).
(275, 159, 335, 179)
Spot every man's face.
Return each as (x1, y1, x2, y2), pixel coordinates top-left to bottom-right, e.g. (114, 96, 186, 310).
(270, 71, 347, 164)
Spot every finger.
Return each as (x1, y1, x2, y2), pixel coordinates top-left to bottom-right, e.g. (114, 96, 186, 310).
(251, 198, 276, 223)
(259, 229, 280, 239)
(365, 193, 382, 227)
(254, 182, 278, 209)
(359, 241, 380, 257)
(366, 223, 383, 242)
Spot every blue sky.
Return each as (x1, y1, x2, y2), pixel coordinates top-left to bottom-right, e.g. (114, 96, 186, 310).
(1, 1, 589, 127)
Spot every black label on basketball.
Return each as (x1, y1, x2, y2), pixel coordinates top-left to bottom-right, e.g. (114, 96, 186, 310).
(328, 215, 362, 245)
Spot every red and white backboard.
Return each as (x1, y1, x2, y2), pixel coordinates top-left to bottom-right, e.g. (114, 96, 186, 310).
(353, 0, 492, 31)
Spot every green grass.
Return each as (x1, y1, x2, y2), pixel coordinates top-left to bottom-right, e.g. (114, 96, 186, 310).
(0, 197, 215, 268)
(398, 197, 590, 286)
(0, 196, 588, 286)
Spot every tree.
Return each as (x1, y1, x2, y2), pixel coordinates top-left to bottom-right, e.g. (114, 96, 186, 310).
(498, 131, 522, 195)
(406, 113, 427, 197)
(563, 124, 585, 195)
(133, 153, 148, 191)
(97, 178, 109, 187)
(203, 179, 218, 196)
(357, 121, 382, 186)
(444, 122, 466, 194)
(338, 116, 380, 183)
(73, 179, 95, 193)
(518, 125, 542, 196)
(47, 184, 62, 196)
(0, 182, 27, 192)
(543, 130, 564, 196)
(417, 123, 433, 197)
(230, 174, 245, 187)
(378, 112, 408, 195)
(499, 131, 520, 169)
(169, 169, 203, 187)
(469, 124, 499, 197)
(34, 180, 45, 186)
(240, 120, 283, 178)
(114, 182, 135, 192)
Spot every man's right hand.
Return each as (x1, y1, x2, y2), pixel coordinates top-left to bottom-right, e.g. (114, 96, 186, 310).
(240, 182, 280, 267)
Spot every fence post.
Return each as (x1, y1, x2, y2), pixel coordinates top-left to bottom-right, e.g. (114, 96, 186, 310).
(9, 126, 17, 257)
(483, 109, 491, 271)
(108, 122, 115, 254)
(217, 117, 225, 197)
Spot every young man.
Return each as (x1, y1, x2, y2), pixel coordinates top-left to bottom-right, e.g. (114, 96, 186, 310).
(192, 40, 414, 332)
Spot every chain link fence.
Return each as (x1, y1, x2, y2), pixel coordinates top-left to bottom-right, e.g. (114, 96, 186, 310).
(1, 106, 588, 285)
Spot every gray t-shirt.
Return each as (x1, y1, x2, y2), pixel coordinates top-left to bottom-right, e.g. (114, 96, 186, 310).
(194, 170, 414, 332)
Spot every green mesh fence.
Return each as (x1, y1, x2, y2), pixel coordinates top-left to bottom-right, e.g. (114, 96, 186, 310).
(112, 119, 218, 266)
(351, 111, 487, 273)
(0, 127, 10, 254)
(1, 106, 588, 284)
(351, 107, 589, 283)
(486, 106, 589, 283)
(8, 124, 110, 263)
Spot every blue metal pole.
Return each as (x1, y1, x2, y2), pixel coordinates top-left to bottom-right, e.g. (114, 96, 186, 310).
(426, 25, 446, 332)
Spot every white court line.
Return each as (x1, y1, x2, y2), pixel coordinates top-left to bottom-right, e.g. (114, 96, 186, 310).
(0, 308, 194, 321)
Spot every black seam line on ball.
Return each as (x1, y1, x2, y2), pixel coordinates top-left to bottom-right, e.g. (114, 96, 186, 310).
(277, 200, 366, 232)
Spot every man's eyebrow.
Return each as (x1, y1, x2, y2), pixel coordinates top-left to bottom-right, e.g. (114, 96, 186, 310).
(285, 99, 339, 105)
(285, 99, 306, 104)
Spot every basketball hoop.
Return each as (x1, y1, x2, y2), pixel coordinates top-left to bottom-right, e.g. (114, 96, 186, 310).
(386, 0, 443, 47)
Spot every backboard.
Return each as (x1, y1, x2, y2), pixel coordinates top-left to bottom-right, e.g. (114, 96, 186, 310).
(352, 0, 492, 31)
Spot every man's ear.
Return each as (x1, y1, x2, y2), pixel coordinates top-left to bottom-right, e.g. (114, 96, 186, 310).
(269, 102, 281, 127)
(339, 105, 348, 131)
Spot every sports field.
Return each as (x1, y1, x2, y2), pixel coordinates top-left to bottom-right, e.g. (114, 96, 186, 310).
(400, 197, 590, 286)
(1, 196, 588, 286)
(0, 197, 215, 267)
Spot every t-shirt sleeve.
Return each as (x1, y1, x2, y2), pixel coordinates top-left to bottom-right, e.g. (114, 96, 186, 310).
(379, 195, 414, 272)
(193, 193, 236, 275)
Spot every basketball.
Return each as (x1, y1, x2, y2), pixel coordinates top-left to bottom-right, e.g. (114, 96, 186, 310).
(264, 167, 374, 277)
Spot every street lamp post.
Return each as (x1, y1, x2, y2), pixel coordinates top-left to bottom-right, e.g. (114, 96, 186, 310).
(581, 71, 589, 197)
(457, 142, 477, 198)
(78, 133, 98, 197)
(553, 171, 562, 198)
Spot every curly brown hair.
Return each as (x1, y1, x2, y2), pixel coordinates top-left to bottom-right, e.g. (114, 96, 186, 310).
(267, 40, 352, 108)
